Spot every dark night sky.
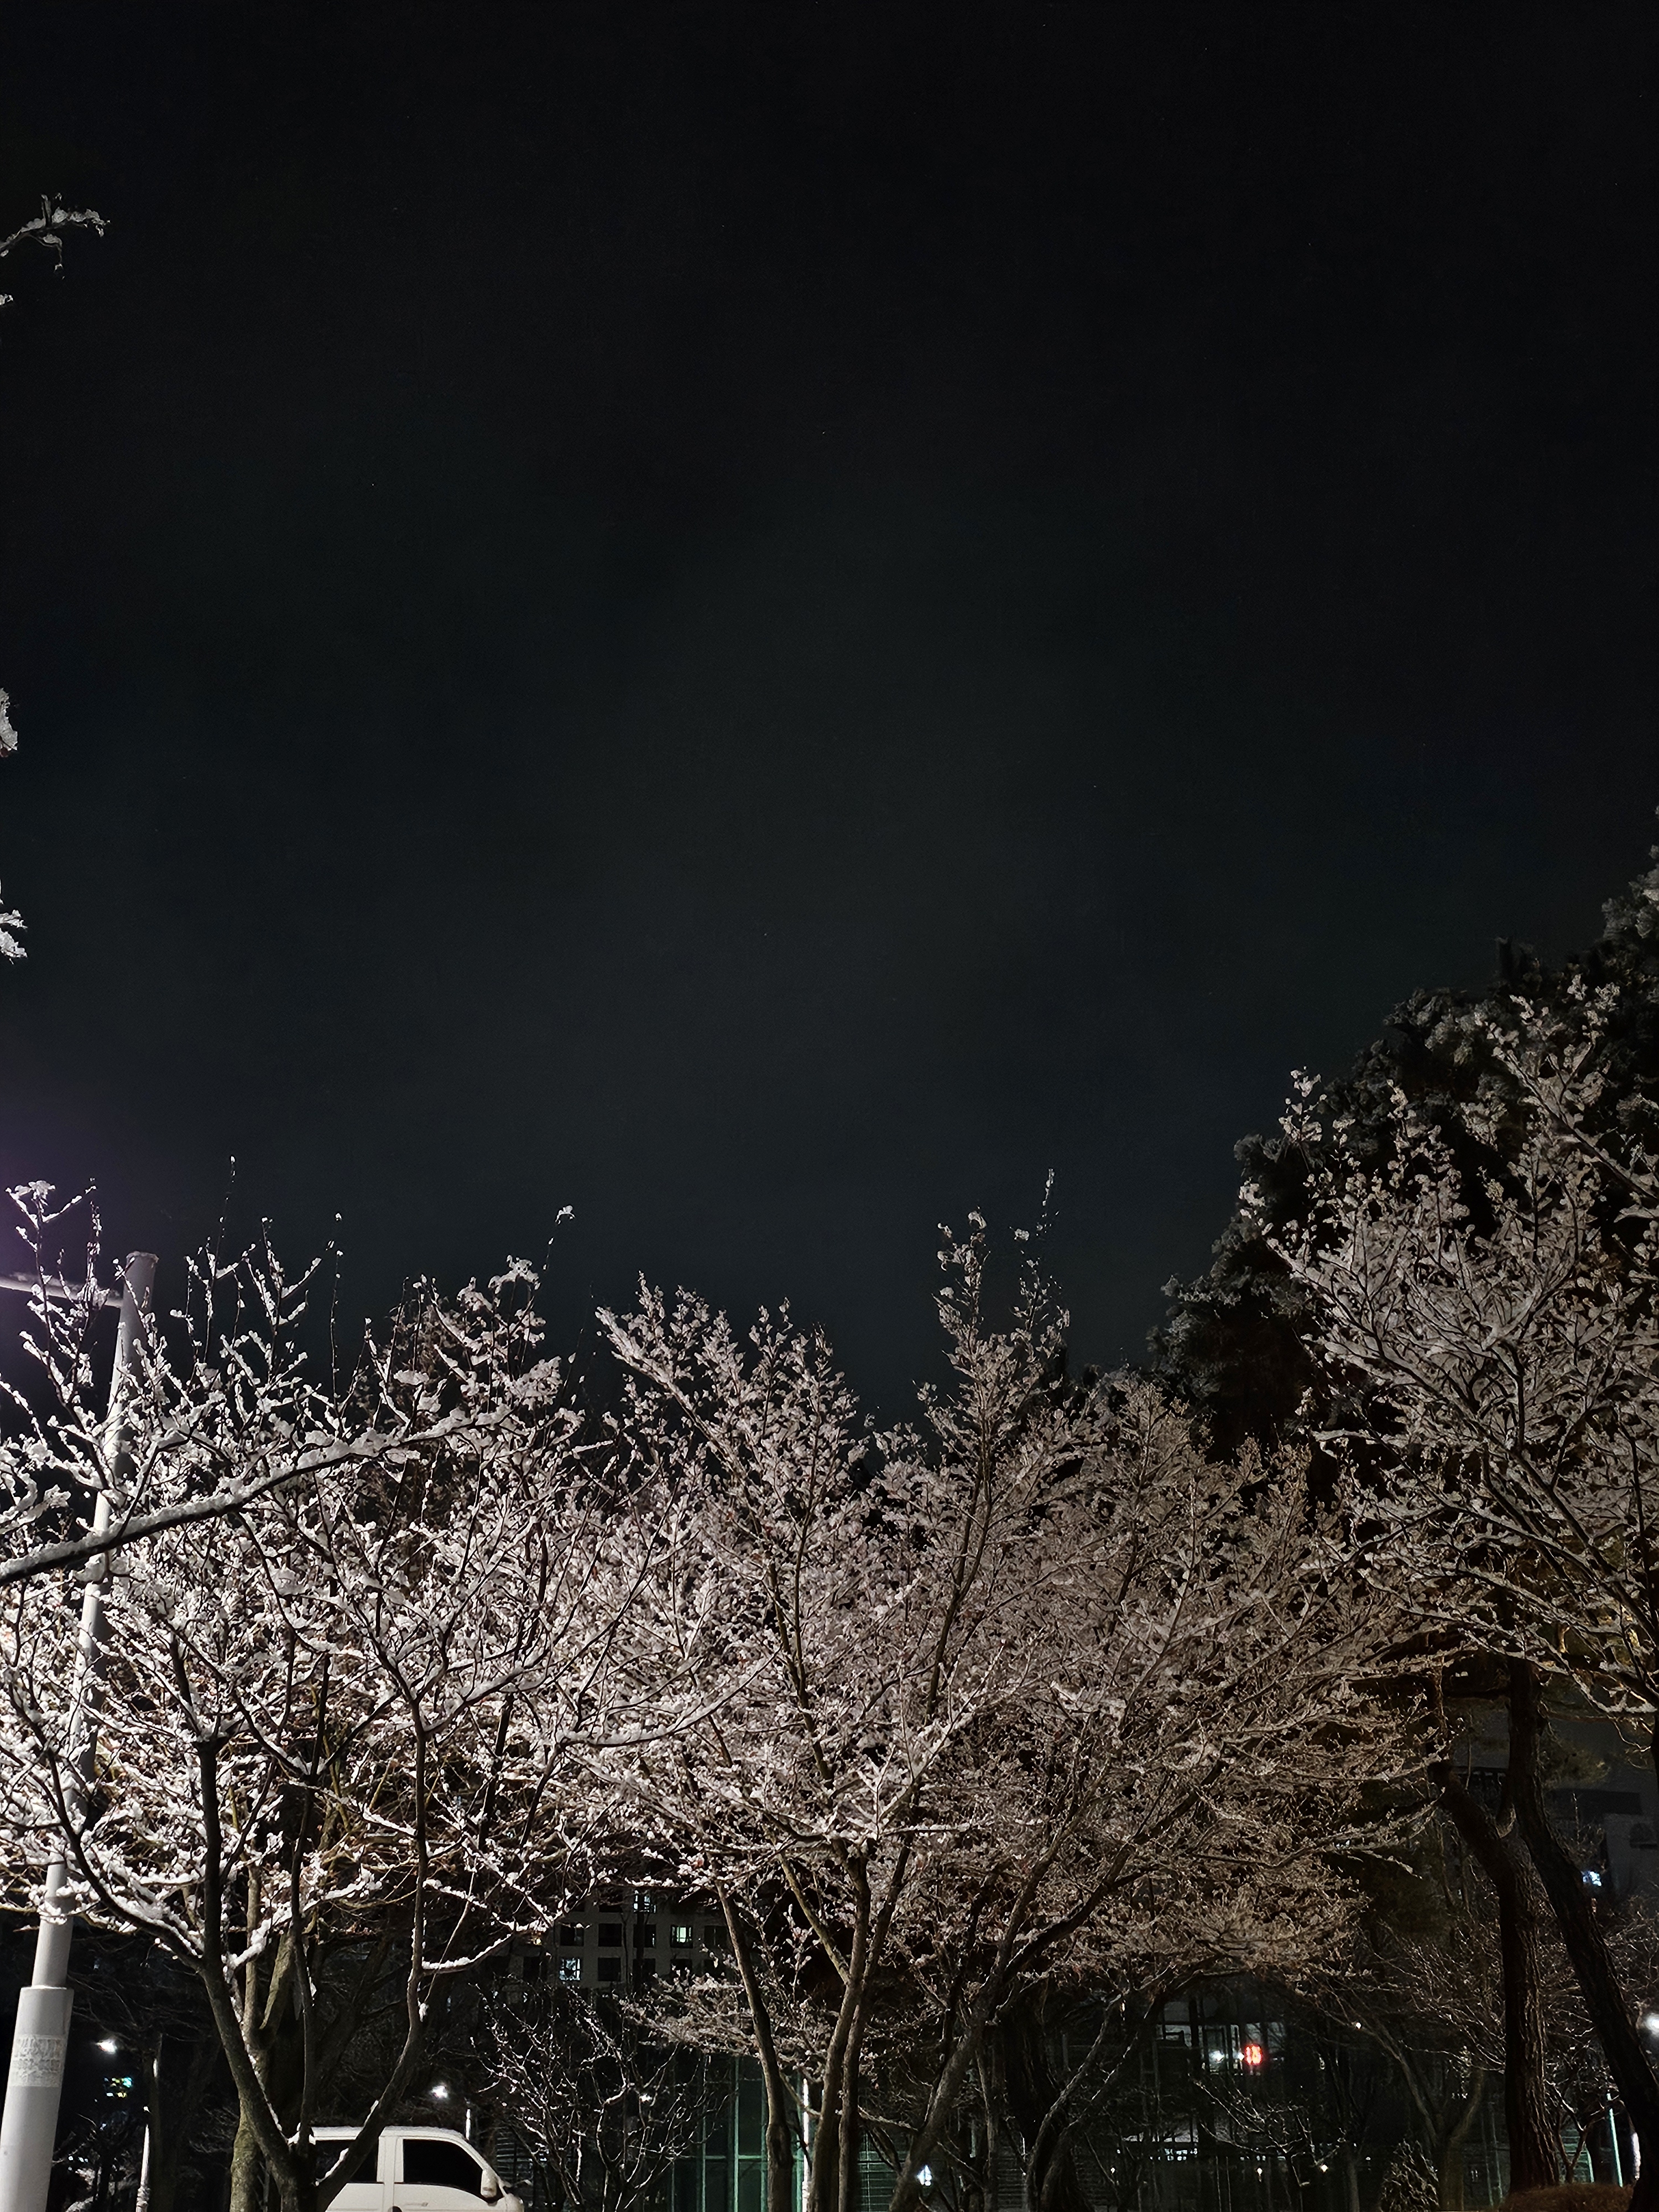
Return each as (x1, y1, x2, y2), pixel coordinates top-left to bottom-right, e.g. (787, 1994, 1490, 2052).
(1, 6, 1654, 1408)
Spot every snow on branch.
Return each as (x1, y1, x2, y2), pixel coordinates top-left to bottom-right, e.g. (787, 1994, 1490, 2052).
(0, 1208, 695, 2210)
(594, 1217, 1425, 2212)
(2, 197, 108, 956)
(0, 196, 108, 291)
(1255, 982, 1659, 1713)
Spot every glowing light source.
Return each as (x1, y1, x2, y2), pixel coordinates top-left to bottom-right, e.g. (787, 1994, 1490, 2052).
(1241, 2041, 1266, 2070)
(431, 2083, 451, 2100)
(918, 2169, 933, 2188)
(97, 2038, 118, 2054)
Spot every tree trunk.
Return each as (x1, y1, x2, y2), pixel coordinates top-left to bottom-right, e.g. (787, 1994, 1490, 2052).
(973, 2052, 1002, 2212)
(810, 2033, 845, 2212)
(718, 1891, 799, 2212)
(996, 1991, 1095, 2212)
(1509, 1661, 1659, 2212)
(1438, 1760, 1559, 2188)
(229, 2106, 264, 2212)
(144, 2030, 226, 2212)
(806, 1890, 871, 2212)
(838, 2022, 864, 2212)
(1433, 2063, 1485, 2211)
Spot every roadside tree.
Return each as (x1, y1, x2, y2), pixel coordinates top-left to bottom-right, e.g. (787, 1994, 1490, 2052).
(0, 1242, 675, 2212)
(1257, 979, 1659, 2200)
(599, 1220, 1420, 2212)
(478, 1983, 706, 2212)
(0, 1183, 484, 1590)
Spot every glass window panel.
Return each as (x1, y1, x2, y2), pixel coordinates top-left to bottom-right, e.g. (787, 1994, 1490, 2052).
(403, 2138, 487, 2189)
(738, 2061, 764, 2157)
(316, 2134, 378, 2181)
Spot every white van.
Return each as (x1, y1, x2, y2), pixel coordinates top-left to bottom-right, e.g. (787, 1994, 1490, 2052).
(312, 2127, 526, 2212)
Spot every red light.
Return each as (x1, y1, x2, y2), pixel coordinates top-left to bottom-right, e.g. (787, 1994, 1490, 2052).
(1240, 2042, 1266, 2070)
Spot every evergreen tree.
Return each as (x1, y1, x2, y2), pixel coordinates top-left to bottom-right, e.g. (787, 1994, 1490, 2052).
(1150, 821, 1659, 1459)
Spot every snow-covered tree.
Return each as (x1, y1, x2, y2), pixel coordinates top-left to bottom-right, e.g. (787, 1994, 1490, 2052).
(1255, 975, 1659, 2201)
(1153, 825, 1659, 1465)
(1, 197, 107, 961)
(0, 1182, 486, 1589)
(0, 1235, 676, 2212)
(598, 1220, 1421, 2212)
(478, 1982, 707, 2212)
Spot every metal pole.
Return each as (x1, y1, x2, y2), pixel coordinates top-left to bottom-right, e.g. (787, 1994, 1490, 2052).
(0, 1253, 157, 2212)
(133, 2114, 152, 2212)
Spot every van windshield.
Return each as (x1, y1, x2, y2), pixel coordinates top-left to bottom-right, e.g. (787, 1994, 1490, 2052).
(316, 2133, 379, 2182)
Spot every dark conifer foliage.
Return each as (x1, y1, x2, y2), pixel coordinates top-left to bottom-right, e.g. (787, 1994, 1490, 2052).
(1150, 826, 1659, 1458)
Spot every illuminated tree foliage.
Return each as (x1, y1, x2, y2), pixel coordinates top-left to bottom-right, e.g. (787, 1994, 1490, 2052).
(0, 1239, 687, 2212)
(1260, 967, 1659, 2206)
(596, 1223, 1420, 2212)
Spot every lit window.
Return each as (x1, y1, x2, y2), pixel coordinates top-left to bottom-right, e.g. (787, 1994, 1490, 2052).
(559, 1955, 582, 1984)
(671, 1924, 693, 1948)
